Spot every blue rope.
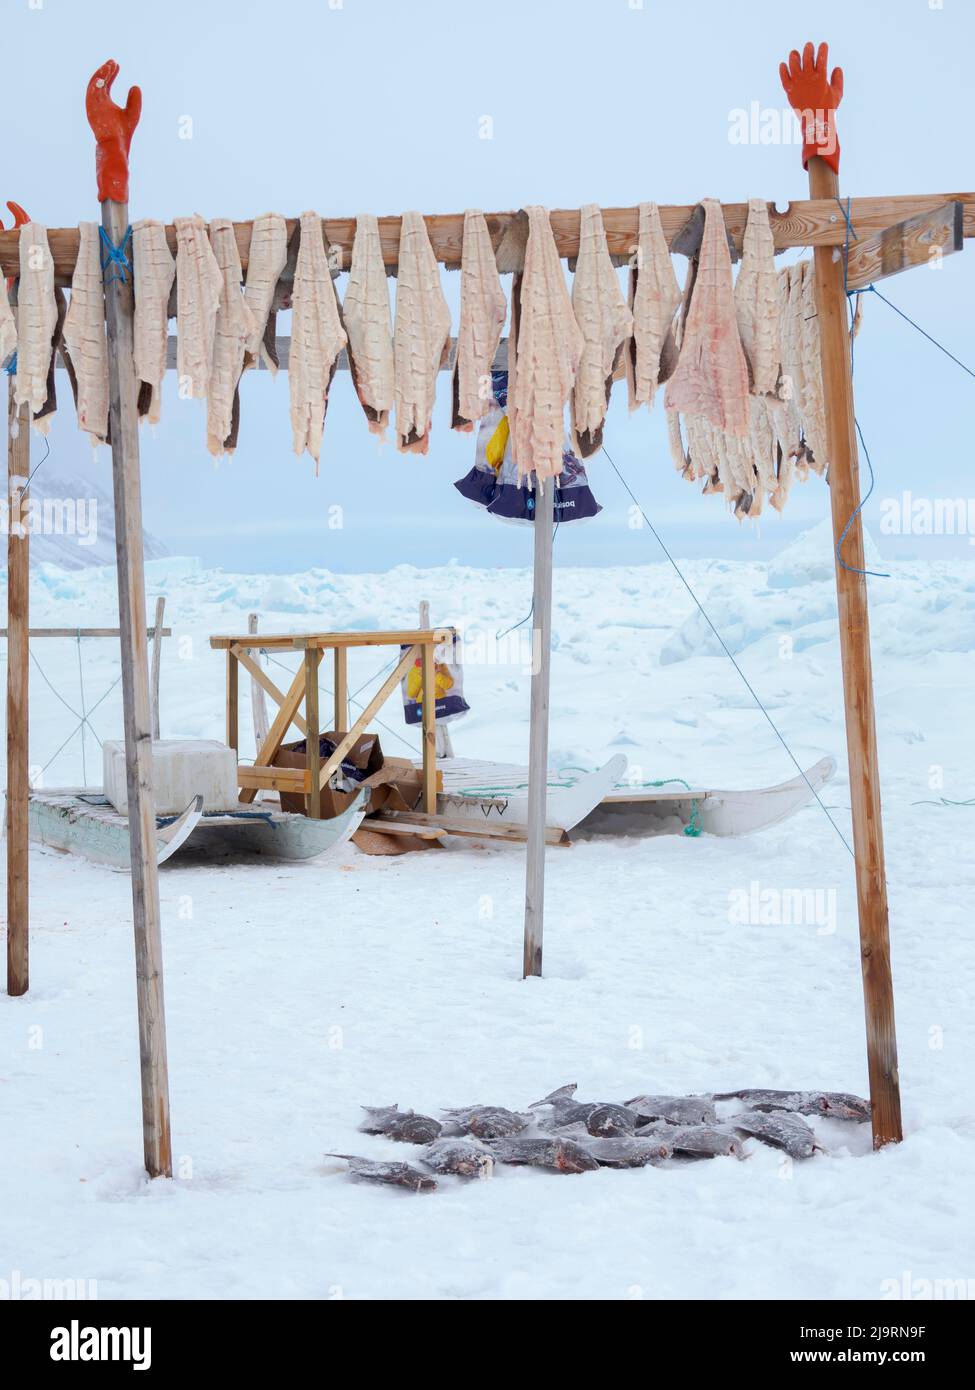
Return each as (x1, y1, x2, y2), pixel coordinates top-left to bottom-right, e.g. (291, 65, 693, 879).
(99, 224, 133, 285)
(859, 283, 975, 383)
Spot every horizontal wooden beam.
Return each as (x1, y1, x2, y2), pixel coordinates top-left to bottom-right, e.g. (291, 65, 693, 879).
(236, 764, 310, 793)
(0, 626, 170, 638)
(3, 194, 974, 281)
(210, 629, 454, 651)
(845, 199, 964, 293)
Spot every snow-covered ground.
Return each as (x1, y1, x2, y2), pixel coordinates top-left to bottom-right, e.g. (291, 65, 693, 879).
(2, 522, 974, 1300)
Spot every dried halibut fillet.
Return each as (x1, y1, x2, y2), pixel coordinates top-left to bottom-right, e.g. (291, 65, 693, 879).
(290, 210, 347, 464)
(0, 274, 16, 370)
(665, 199, 749, 438)
(509, 205, 584, 481)
(777, 263, 806, 450)
(393, 210, 451, 453)
(735, 199, 781, 397)
(667, 409, 691, 476)
(799, 260, 828, 475)
(571, 204, 632, 457)
(207, 218, 255, 457)
(626, 201, 681, 411)
(243, 212, 288, 372)
(685, 415, 721, 491)
(174, 214, 222, 399)
(14, 223, 57, 430)
(62, 222, 109, 444)
(132, 219, 176, 425)
(748, 395, 779, 501)
(344, 213, 395, 438)
(452, 209, 506, 432)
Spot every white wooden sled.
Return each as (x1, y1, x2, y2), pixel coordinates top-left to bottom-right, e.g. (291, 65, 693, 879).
(372, 753, 836, 843)
(22, 788, 367, 870)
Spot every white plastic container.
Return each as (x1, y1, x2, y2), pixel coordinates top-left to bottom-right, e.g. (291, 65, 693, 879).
(103, 738, 238, 816)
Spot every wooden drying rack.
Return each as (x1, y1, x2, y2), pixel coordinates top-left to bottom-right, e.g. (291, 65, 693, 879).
(209, 628, 454, 817)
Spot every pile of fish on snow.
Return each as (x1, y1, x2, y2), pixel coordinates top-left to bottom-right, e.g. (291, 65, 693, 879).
(0, 200, 835, 517)
(327, 1084, 871, 1192)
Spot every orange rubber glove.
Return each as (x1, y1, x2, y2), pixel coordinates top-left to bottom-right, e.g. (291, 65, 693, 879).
(779, 42, 843, 175)
(86, 59, 141, 203)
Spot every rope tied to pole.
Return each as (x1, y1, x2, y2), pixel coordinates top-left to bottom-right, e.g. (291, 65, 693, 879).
(98, 224, 133, 285)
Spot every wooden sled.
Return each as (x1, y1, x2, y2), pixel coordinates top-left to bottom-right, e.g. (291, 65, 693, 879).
(372, 754, 836, 844)
(22, 788, 367, 870)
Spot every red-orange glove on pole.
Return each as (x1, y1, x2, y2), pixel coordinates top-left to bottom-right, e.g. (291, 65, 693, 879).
(2, 200, 29, 292)
(780, 41, 843, 175)
(85, 58, 141, 203)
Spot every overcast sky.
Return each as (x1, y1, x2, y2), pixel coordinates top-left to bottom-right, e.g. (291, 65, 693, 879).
(5, 0, 974, 571)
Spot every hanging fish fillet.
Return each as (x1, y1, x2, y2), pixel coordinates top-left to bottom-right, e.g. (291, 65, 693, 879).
(132, 219, 176, 425)
(393, 211, 451, 453)
(685, 415, 721, 491)
(667, 409, 691, 477)
(508, 206, 584, 481)
(570, 204, 632, 457)
(626, 201, 681, 412)
(243, 212, 288, 372)
(174, 215, 222, 399)
(290, 210, 347, 464)
(748, 395, 779, 503)
(344, 212, 395, 438)
(13, 223, 57, 430)
(665, 199, 749, 438)
(734, 199, 780, 397)
(452, 209, 506, 432)
(62, 221, 109, 444)
(207, 218, 255, 457)
(0, 274, 15, 370)
(799, 260, 829, 475)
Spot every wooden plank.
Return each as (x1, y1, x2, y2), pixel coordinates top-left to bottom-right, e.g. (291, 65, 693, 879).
(210, 628, 454, 651)
(5, 194, 975, 280)
(420, 600, 453, 758)
(236, 765, 310, 793)
(246, 613, 270, 749)
(523, 480, 555, 979)
(0, 626, 171, 638)
(239, 664, 307, 804)
(808, 156, 903, 1149)
(333, 647, 348, 734)
(421, 641, 437, 813)
(231, 643, 306, 737)
(305, 648, 321, 819)
(375, 810, 569, 846)
(317, 646, 417, 791)
(225, 649, 238, 753)
(6, 382, 30, 997)
(149, 597, 165, 741)
(101, 194, 173, 1179)
(846, 200, 964, 292)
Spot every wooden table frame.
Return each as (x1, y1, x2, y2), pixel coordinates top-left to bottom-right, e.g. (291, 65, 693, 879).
(209, 629, 455, 816)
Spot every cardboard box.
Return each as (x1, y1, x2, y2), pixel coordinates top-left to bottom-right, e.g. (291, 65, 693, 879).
(274, 734, 423, 820)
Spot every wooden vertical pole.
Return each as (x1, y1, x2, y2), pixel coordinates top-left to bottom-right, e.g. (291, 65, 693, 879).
(305, 647, 321, 819)
(420, 640, 437, 813)
(419, 600, 453, 758)
(333, 646, 348, 734)
(149, 595, 165, 741)
(523, 478, 554, 978)
(6, 380, 30, 997)
(807, 153, 902, 1148)
(225, 649, 239, 752)
(100, 189, 173, 1176)
(247, 612, 270, 749)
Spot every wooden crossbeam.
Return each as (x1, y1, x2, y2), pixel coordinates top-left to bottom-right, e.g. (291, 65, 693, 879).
(230, 645, 308, 737)
(239, 663, 307, 804)
(315, 645, 417, 792)
(211, 628, 452, 651)
(4, 194, 974, 281)
(845, 200, 963, 292)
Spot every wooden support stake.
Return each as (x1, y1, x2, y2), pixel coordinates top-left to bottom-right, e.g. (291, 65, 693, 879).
(305, 648, 321, 819)
(239, 664, 307, 804)
(149, 596, 165, 741)
(315, 645, 418, 790)
(247, 613, 270, 749)
(225, 649, 238, 752)
(523, 479, 554, 979)
(808, 155, 902, 1148)
(102, 195, 173, 1177)
(421, 640, 437, 813)
(420, 600, 453, 758)
(6, 382, 30, 997)
(333, 646, 348, 734)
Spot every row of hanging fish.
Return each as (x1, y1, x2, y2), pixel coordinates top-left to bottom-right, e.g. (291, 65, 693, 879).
(327, 1083, 871, 1191)
(0, 203, 837, 511)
